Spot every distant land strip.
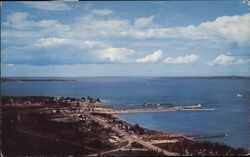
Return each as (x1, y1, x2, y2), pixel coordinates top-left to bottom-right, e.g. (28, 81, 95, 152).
(1, 78, 76, 82)
(2, 76, 250, 80)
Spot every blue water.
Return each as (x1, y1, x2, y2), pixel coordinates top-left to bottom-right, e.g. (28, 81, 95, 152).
(1, 77, 250, 149)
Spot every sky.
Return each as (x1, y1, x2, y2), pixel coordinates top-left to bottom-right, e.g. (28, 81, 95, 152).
(1, 1, 250, 77)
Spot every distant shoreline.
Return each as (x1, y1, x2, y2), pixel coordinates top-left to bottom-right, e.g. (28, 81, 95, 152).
(1, 78, 76, 82)
(2, 76, 250, 82)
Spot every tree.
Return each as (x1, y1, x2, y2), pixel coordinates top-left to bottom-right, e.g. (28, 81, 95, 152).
(96, 98, 101, 102)
(135, 124, 140, 128)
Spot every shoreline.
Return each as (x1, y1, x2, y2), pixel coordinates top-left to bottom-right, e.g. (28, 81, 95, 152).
(92, 101, 248, 151)
(116, 114, 236, 149)
(116, 114, 186, 136)
(1, 96, 248, 156)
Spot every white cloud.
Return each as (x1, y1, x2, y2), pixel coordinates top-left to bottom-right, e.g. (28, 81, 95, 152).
(4, 12, 31, 30)
(75, 15, 129, 34)
(164, 54, 199, 64)
(3, 12, 70, 35)
(91, 9, 113, 16)
(4, 11, 249, 46)
(22, 2, 71, 11)
(134, 15, 155, 27)
(33, 37, 109, 48)
(209, 54, 245, 65)
(83, 40, 109, 48)
(2, 10, 249, 67)
(34, 37, 69, 47)
(136, 49, 162, 63)
(99, 47, 135, 63)
(199, 13, 250, 45)
(36, 20, 65, 28)
(119, 25, 208, 40)
(121, 13, 250, 45)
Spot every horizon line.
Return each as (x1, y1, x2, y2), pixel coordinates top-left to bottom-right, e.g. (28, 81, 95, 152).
(1, 75, 250, 78)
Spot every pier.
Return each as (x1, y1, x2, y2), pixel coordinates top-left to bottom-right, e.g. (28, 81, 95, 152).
(191, 132, 227, 139)
(94, 104, 217, 114)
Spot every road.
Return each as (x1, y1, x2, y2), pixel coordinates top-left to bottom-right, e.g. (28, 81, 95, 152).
(89, 114, 179, 156)
(88, 139, 132, 156)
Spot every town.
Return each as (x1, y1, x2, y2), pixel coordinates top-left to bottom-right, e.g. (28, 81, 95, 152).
(1, 96, 247, 156)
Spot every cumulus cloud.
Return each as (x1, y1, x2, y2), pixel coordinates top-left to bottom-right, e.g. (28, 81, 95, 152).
(2, 10, 249, 67)
(121, 13, 250, 45)
(91, 9, 113, 16)
(134, 15, 155, 27)
(119, 25, 211, 40)
(3, 12, 31, 30)
(136, 49, 162, 63)
(34, 37, 76, 47)
(75, 15, 129, 34)
(3, 12, 70, 36)
(99, 47, 135, 63)
(22, 2, 71, 11)
(209, 54, 245, 65)
(33, 37, 109, 48)
(164, 54, 199, 64)
(199, 13, 250, 45)
(83, 40, 110, 48)
(4, 11, 249, 46)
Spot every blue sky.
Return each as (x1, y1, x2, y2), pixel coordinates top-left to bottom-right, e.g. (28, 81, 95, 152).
(1, 1, 250, 77)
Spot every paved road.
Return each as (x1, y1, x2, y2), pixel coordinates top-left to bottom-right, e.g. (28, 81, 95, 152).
(89, 115, 179, 156)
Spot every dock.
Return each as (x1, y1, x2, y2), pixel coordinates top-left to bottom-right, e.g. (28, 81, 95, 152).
(94, 104, 217, 114)
(191, 132, 227, 139)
